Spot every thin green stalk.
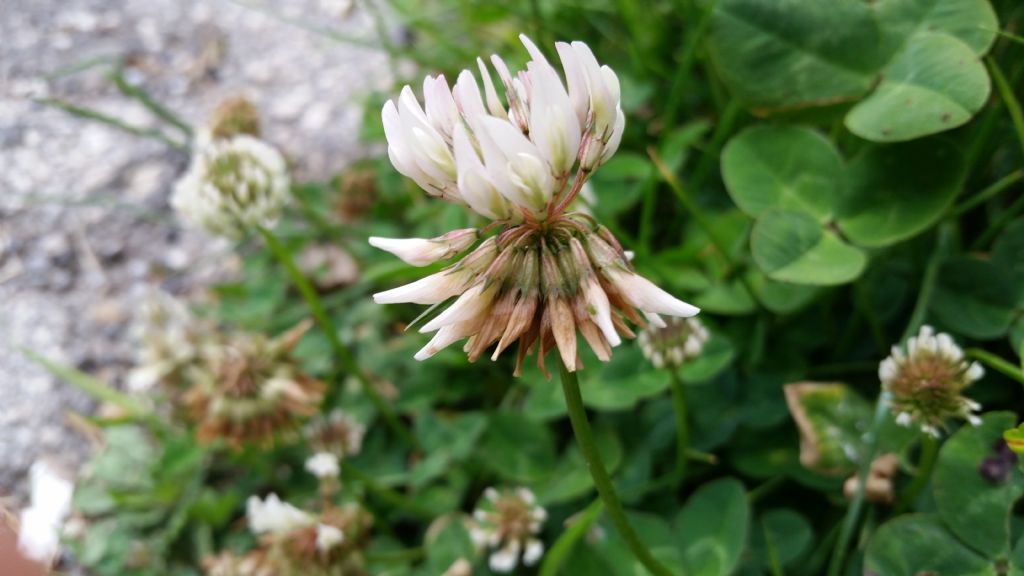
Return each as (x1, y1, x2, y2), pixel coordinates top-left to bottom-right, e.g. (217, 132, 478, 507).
(690, 100, 743, 192)
(669, 368, 690, 483)
(638, 0, 715, 254)
(763, 518, 785, 576)
(902, 224, 952, 342)
(648, 147, 736, 269)
(747, 476, 785, 504)
(257, 226, 419, 449)
(987, 57, 1024, 160)
(826, 391, 891, 576)
(966, 348, 1024, 385)
(973, 191, 1024, 249)
(892, 435, 939, 515)
(829, 225, 950, 575)
(344, 464, 435, 519)
(559, 361, 677, 576)
(20, 347, 156, 424)
(539, 498, 604, 576)
(36, 97, 186, 150)
(110, 68, 193, 138)
(951, 170, 1024, 216)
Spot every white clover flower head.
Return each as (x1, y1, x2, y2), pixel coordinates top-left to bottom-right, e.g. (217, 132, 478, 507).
(879, 325, 984, 436)
(18, 460, 74, 563)
(246, 493, 315, 536)
(373, 35, 697, 375)
(470, 486, 546, 573)
(315, 523, 345, 552)
(172, 133, 290, 239)
(183, 321, 325, 447)
(304, 409, 366, 458)
(305, 452, 341, 479)
(128, 291, 212, 392)
(638, 316, 710, 369)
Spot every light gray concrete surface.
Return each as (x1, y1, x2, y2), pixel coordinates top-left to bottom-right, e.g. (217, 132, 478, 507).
(0, 0, 392, 499)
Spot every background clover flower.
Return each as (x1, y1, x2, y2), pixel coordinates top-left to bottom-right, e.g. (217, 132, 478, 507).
(469, 487, 547, 573)
(303, 409, 366, 459)
(879, 325, 984, 437)
(638, 316, 710, 369)
(372, 34, 698, 375)
(172, 132, 290, 239)
(182, 320, 325, 446)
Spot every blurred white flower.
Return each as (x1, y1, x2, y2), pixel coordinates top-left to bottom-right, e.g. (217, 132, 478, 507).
(304, 409, 366, 458)
(18, 460, 73, 563)
(315, 523, 345, 551)
(470, 487, 547, 573)
(305, 452, 340, 479)
(172, 133, 289, 238)
(880, 325, 984, 437)
(638, 316, 710, 369)
(127, 291, 212, 392)
(246, 493, 314, 535)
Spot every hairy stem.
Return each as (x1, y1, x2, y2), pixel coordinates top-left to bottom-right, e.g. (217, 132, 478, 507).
(559, 360, 677, 576)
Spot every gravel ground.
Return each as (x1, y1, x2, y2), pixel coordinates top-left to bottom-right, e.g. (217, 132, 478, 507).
(0, 0, 392, 501)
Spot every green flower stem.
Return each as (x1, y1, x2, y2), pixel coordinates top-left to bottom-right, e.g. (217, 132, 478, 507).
(558, 360, 677, 576)
(258, 226, 419, 450)
(892, 435, 939, 515)
(669, 368, 690, 484)
(987, 57, 1024, 160)
(966, 348, 1024, 385)
(901, 223, 952, 342)
(973, 191, 1024, 249)
(826, 391, 891, 576)
(539, 498, 604, 576)
(830, 221, 952, 575)
(951, 169, 1024, 217)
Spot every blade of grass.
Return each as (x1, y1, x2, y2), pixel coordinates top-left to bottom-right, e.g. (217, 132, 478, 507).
(950, 169, 1023, 216)
(110, 68, 193, 138)
(36, 98, 187, 150)
(539, 498, 604, 576)
(987, 57, 1024, 160)
(20, 347, 152, 419)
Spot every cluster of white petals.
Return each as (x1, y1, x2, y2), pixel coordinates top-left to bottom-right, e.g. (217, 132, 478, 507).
(304, 409, 366, 458)
(127, 292, 212, 392)
(381, 35, 624, 221)
(372, 35, 698, 374)
(305, 452, 341, 479)
(314, 523, 345, 552)
(879, 325, 984, 437)
(638, 316, 710, 369)
(246, 493, 315, 536)
(172, 133, 289, 239)
(469, 487, 547, 573)
(18, 460, 74, 564)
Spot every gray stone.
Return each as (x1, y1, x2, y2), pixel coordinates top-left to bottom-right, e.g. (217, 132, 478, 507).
(0, 0, 391, 503)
